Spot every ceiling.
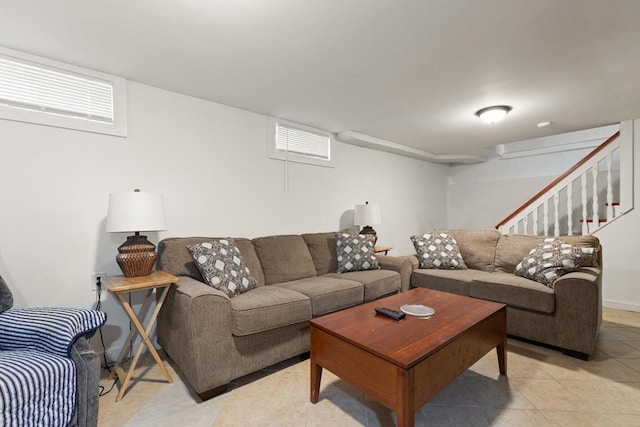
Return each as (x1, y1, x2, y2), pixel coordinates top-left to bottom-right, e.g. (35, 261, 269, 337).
(1, 0, 639, 160)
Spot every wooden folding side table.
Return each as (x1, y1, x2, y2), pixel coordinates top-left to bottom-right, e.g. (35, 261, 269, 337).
(374, 245, 393, 255)
(103, 270, 178, 401)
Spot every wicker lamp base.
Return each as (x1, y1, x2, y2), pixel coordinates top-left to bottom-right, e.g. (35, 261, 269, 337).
(116, 234, 158, 277)
(359, 226, 378, 245)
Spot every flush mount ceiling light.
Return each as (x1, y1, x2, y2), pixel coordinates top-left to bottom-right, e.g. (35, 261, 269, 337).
(475, 105, 512, 124)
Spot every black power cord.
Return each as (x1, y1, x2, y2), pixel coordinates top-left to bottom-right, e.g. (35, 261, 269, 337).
(95, 276, 118, 397)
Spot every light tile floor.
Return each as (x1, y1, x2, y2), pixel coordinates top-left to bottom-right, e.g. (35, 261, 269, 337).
(98, 307, 640, 426)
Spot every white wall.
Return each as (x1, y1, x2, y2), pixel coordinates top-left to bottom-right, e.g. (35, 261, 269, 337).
(0, 80, 449, 358)
(447, 123, 640, 312)
(594, 119, 640, 312)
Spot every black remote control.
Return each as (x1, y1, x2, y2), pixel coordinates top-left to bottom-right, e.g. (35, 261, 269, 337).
(375, 307, 406, 321)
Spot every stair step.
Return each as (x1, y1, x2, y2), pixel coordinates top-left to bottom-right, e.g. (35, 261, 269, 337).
(580, 218, 608, 223)
(606, 202, 620, 206)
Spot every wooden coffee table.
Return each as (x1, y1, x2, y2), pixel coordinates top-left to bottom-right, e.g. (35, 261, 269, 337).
(310, 287, 506, 427)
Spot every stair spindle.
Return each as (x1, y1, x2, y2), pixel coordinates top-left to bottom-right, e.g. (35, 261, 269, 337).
(606, 152, 614, 220)
(567, 184, 573, 235)
(581, 171, 588, 235)
(543, 199, 549, 236)
(592, 164, 599, 225)
(553, 192, 560, 236)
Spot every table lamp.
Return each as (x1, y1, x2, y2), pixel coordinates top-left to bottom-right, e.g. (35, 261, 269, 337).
(106, 189, 167, 277)
(354, 201, 382, 243)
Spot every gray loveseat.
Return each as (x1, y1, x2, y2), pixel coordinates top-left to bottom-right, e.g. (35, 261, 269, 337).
(157, 231, 413, 399)
(409, 230, 602, 359)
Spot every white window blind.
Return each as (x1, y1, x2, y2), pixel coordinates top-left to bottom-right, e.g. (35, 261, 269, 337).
(0, 47, 127, 137)
(0, 55, 114, 123)
(275, 122, 331, 160)
(269, 118, 334, 168)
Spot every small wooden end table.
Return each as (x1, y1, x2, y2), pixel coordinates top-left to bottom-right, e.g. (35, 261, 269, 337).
(103, 270, 178, 401)
(374, 245, 393, 255)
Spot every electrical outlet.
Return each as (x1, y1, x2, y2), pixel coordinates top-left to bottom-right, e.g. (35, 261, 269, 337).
(92, 272, 106, 291)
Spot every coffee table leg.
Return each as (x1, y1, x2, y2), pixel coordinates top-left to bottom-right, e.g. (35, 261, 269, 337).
(396, 369, 415, 427)
(497, 340, 507, 375)
(310, 359, 322, 403)
(397, 411, 415, 427)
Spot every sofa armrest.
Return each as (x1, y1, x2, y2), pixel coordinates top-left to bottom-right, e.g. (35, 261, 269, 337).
(0, 308, 106, 357)
(551, 266, 602, 355)
(376, 255, 415, 293)
(157, 276, 236, 394)
(167, 275, 230, 300)
(406, 255, 420, 270)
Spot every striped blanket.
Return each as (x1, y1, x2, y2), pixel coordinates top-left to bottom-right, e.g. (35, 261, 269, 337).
(0, 308, 106, 426)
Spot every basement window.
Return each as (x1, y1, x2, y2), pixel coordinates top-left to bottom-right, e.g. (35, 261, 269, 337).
(0, 47, 127, 137)
(268, 117, 334, 167)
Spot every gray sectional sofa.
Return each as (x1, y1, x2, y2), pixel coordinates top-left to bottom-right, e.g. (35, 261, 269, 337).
(156, 231, 413, 399)
(409, 230, 602, 359)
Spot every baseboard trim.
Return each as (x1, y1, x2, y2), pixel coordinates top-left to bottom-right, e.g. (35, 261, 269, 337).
(603, 299, 640, 312)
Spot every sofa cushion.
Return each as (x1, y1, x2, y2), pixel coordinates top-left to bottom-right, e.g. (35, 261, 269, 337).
(514, 238, 596, 288)
(410, 269, 497, 296)
(302, 231, 339, 275)
(158, 237, 265, 286)
(470, 271, 555, 313)
(494, 234, 545, 274)
(323, 269, 400, 301)
(273, 276, 363, 316)
(229, 286, 311, 336)
(336, 232, 379, 272)
(410, 233, 467, 270)
(187, 239, 258, 297)
(302, 229, 360, 275)
(0, 349, 77, 427)
(252, 235, 317, 285)
(447, 229, 500, 272)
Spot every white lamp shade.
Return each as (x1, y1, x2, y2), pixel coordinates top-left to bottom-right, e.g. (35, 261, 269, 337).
(354, 203, 382, 226)
(106, 191, 167, 233)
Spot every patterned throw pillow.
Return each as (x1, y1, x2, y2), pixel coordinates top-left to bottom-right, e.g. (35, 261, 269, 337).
(410, 232, 467, 270)
(336, 232, 379, 273)
(187, 239, 258, 297)
(515, 238, 595, 288)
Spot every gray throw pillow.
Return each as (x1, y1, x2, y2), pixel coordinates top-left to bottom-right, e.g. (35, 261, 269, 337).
(187, 239, 258, 297)
(410, 232, 467, 270)
(0, 275, 13, 313)
(336, 232, 379, 273)
(515, 238, 595, 288)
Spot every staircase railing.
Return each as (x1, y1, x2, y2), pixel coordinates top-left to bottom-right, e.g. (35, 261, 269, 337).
(496, 121, 634, 236)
